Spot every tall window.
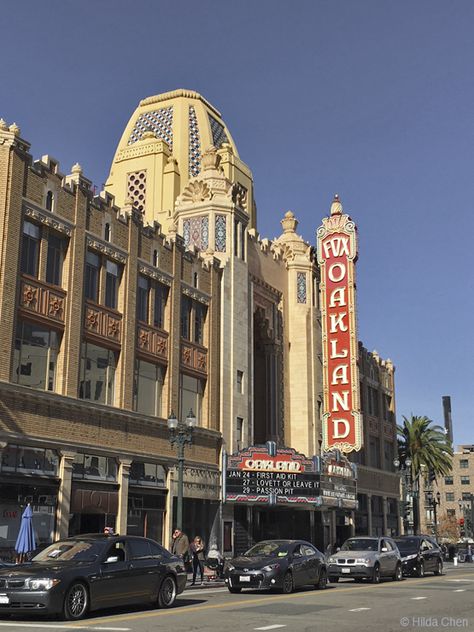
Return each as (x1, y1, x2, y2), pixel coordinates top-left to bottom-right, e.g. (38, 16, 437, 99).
(12, 320, 59, 391)
(153, 283, 168, 329)
(137, 276, 149, 322)
(179, 374, 204, 423)
(134, 360, 164, 416)
(369, 436, 381, 469)
(180, 296, 192, 339)
(181, 296, 207, 343)
(46, 233, 67, 286)
(85, 251, 100, 302)
(236, 370, 244, 394)
(105, 260, 119, 309)
(79, 342, 116, 405)
(45, 190, 54, 211)
(21, 221, 41, 277)
(460, 459, 469, 469)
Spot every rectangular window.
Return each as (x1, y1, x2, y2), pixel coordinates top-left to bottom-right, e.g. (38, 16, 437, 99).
(180, 296, 192, 340)
(137, 276, 149, 322)
(46, 233, 66, 286)
(236, 416, 244, 450)
(12, 320, 59, 391)
(105, 260, 120, 309)
(134, 360, 164, 417)
(384, 441, 393, 468)
(369, 436, 380, 469)
(85, 251, 100, 302)
(447, 508, 456, 517)
(461, 492, 471, 501)
(153, 283, 168, 329)
(445, 476, 453, 485)
(194, 303, 207, 344)
(460, 459, 469, 469)
(446, 492, 455, 502)
(460, 476, 470, 485)
(72, 453, 117, 480)
(179, 373, 204, 423)
(79, 342, 116, 405)
(21, 221, 41, 277)
(237, 370, 244, 394)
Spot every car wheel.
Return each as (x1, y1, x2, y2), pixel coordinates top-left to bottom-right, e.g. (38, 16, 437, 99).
(63, 582, 89, 620)
(371, 564, 381, 584)
(316, 568, 328, 590)
(394, 564, 403, 581)
(158, 575, 177, 608)
(416, 561, 425, 578)
(434, 560, 443, 576)
(281, 571, 294, 594)
(328, 576, 339, 583)
(228, 586, 242, 593)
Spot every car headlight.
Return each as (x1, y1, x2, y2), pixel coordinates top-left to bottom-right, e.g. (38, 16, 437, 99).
(262, 563, 280, 572)
(355, 559, 369, 565)
(403, 554, 418, 561)
(328, 557, 337, 563)
(225, 563, 235, 572)
(25, 578, 61, 591)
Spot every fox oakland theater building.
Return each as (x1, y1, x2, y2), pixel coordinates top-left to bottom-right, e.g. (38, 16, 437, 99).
(0, 90, 400, 557)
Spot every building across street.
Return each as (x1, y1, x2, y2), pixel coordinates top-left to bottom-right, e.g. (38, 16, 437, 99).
(0, 89, 400, 558)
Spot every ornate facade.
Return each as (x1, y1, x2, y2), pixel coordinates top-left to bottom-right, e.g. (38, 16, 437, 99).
(0, 90, 399, 556)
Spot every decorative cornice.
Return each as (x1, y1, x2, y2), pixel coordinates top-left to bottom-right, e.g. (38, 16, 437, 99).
(86, 234, 128, 264)
(23, 200, 74, 237)
(181, 282, 210, 305)
(115, 140, 170, 163)
(139, 89, 222, 118)
(138, 262, 172, 286)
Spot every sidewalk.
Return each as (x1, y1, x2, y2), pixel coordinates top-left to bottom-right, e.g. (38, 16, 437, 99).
(185, 573, 226, 590)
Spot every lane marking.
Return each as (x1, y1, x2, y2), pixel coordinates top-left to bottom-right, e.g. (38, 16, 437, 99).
(66, 572, 474, 627)
(255, 626, 287, 631)
(411, 597, 427, 600)
(453, 589, 466, 592)
(447, 579, 474, 582)
(349, 607, 371, 612)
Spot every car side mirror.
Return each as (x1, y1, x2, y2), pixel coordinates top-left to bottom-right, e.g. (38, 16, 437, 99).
(104, 555, 119, 564)
(381, 547, 388, 552)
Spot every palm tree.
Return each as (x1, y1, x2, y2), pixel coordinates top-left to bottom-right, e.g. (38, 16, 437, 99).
(397, 415, 453, 534)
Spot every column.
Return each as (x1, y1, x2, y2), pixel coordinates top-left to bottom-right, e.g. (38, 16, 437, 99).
(55, 451, 76, 540)
(382, 496, 388, 535)
(367, 493, 373, 536)
(116, 458, 132, 535)
(350, 510, 356, 536)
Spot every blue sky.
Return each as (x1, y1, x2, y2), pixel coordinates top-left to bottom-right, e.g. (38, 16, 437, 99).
(1, 0, 472, 445)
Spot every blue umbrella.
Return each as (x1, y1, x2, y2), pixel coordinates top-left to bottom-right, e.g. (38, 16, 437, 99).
(15, 504, 36, 562)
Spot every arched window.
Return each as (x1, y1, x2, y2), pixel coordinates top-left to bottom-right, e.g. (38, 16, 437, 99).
(104, 222, 111, 242)
(153, 249, 158, 267)
(193, 272, 198, 288)
(45, 190, 54, 211)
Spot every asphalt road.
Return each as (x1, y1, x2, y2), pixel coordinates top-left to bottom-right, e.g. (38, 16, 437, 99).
(0, 563, 473, 632)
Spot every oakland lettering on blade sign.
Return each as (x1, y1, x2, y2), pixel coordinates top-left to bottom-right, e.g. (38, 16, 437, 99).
(316, 195, 362, 453)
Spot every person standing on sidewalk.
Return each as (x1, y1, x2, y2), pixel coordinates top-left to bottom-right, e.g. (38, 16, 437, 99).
(190, 535, 205, 585)
(171, 529, 190, 570)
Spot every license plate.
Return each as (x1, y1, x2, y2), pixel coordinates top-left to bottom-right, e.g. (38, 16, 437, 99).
(341, 567, 351, 574)
(239, 575, 251, 582)
(0, 595, 9, 604)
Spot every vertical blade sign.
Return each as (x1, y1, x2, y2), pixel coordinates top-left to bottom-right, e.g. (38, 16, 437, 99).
(317, 195, 362, 453)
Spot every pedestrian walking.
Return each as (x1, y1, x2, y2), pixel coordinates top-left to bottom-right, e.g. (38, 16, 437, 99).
(171, 528, 190, 569)
(190, 535, 205, 585)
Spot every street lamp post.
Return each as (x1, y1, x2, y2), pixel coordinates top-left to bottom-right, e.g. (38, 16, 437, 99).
(426, 490, 441, 538)
(167, 409, 197, 531)
(394, 457, 412, 534)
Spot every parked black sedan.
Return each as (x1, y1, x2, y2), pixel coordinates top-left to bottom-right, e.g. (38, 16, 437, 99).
(393, 536, 443, 577)
(0, 534, 186, 620)
(225, 540, 327, 594)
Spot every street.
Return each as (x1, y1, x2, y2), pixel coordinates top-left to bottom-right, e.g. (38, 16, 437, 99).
(0, 564, 472, 632)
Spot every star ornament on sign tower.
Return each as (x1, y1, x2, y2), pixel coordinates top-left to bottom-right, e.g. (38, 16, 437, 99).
(317, 195, 362, 453)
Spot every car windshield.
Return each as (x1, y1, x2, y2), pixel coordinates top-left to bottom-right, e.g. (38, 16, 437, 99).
(32, 540, 105, 563)
(393, 538, 419, 553)
(244, 542, 288, 557)
(341, 538, 379, 552)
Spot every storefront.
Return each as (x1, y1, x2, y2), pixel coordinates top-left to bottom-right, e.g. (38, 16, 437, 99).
(127, 461, 167, 543)
(0, 443, 59, 559)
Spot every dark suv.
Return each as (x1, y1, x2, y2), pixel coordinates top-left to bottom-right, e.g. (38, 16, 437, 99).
(393, 535, 443, 577)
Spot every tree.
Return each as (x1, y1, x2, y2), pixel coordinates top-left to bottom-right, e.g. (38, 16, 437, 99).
(437, 514, 460, 543)
(397, 415, 453, 534)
